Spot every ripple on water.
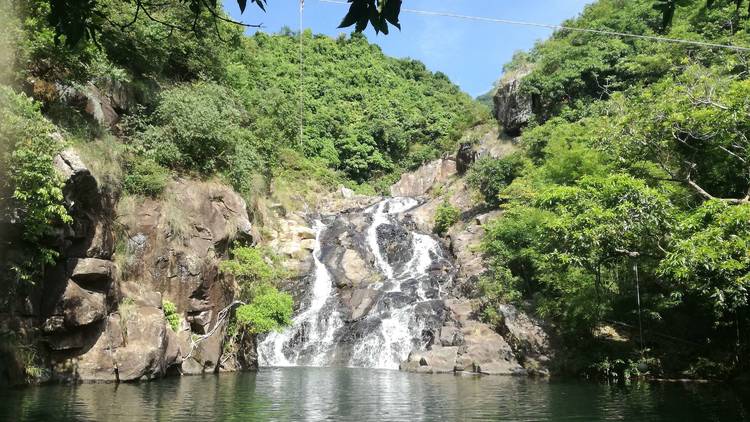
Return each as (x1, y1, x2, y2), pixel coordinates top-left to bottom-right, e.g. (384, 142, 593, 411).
(0, 368, 748, 421)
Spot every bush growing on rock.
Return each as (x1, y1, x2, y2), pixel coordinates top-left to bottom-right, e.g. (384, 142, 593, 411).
(433, 201, 460, 236)
(162, 300, 181, 332)
(466, 153, 526, 206)
(0, 87, 71, 288)
(235, 286, 293, 334)
(122, 159, 170, 197)
(220, 246, 287, 301)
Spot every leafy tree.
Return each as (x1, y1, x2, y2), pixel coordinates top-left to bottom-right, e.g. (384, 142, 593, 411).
(44, 0, 402, 46)
(660, 200, 750, 320)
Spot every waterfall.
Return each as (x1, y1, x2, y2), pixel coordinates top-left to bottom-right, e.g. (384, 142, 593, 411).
(258, 220, 344, 367)
(259, 197, 450, 370)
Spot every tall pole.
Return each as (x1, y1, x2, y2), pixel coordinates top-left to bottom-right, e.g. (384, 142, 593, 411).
(634, 260, 644, 351)
(299, 0, 304, 149)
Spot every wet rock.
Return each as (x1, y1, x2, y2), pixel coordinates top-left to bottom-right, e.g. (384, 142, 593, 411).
(376, 223, 413, 272)
(341, 249, 369, 283)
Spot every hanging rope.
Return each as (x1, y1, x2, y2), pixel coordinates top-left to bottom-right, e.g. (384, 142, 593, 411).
(299, 0, 305, 149)
(634, 259, 645, 351)
(319, 0, 750, 52)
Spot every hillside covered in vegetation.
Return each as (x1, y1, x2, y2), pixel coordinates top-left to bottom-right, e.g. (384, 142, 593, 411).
(468, 0, 750, 379)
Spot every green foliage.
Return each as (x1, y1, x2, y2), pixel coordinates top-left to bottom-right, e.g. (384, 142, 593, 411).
(220, 246, 287, 301)
(466, 153, 527, 205)
(162, 300, 181, 332)
(122, 159, 170, 196)
(660, 201, 750, 319)
(235, 286, 293, 334)
(134, 82, 250, 174)
(0, 87, 71, 285)
(226, 31, 487, 183)
(478, 0, 750, 377)
(433, 201, 460, 236)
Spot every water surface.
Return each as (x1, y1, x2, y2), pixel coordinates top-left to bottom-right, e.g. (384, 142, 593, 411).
(1, 368, 748, 421)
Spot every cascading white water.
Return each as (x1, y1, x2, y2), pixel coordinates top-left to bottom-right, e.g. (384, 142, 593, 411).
(259, 197, 448, 370)
(365, 197, 419, 281)
(350, 198, 443, 368)
(258, 220, 343, 367)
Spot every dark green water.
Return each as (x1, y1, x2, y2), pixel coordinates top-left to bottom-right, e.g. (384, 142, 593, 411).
(1, 367, 748, 421)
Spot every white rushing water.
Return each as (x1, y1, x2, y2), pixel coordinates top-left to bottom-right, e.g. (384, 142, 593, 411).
(259, 197, 446, 370)
(258, 220, 343, 367)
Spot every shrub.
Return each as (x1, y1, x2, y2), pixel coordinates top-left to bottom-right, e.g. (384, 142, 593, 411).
(162, 300, 181, 332)
(433, 201, 460, 236)
(122, 159, 170, 196)
(220, 246, 287, 300)
(466, 153, 526, 206)
(0, 87, 71, 286)
(235, 286, 293, 334)
(137, 82, 249, 174)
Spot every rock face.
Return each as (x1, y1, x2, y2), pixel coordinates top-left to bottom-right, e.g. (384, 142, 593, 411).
(32, 79, 137, 128)
(0, 147, 259, 385)
(116, 179, 254, 377)
(400, 299, 525, 375)
(493, 69, 533, 136)
(494, 304, 553, 375)
(390, 158, 457, 197)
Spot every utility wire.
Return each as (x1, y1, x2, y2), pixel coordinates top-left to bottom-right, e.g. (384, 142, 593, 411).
(319, 0, 750, 52)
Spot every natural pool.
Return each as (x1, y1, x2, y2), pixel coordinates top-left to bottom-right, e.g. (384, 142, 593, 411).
(1, 367, 748, 421)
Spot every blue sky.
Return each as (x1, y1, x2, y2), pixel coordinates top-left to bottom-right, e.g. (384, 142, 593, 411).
(223, 0, 592, 97)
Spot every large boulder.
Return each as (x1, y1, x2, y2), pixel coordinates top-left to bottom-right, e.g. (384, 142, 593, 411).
(400, 346, 459, 373)
(493, 69, 533, 136)
(390, 158, 457, 197)
(495, 304, 553, 375)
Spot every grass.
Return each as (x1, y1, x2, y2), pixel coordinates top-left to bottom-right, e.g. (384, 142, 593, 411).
(73, 134, 125, 195)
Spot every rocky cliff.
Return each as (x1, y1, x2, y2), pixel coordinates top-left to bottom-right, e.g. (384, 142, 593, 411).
(0, 146, 262, 384)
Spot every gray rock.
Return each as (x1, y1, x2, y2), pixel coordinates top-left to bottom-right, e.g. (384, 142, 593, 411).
(68, 258, 113, 284)
(496, 304, 553, 375)
(390, 158, 457, 197)
(493, 69, 533, 135)
(401, 346, 459, 374)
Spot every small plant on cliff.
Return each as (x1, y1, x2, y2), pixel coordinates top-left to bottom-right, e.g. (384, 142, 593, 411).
(162, 300, 181, 332)
(235, 286, 293, 334)
(123, 159, 170, 197)
(220, 245, 287, 301)
(433, 201, 460, 236)
(118, 298, 136, 344)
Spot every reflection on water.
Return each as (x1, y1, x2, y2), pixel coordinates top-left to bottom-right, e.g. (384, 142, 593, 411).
(1, 367, 748, 421)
